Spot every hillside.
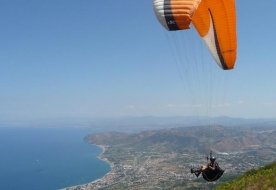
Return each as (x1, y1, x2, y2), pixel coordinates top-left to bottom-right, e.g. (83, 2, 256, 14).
(214, 162, 276, 190)
(84, 125, 276, 153)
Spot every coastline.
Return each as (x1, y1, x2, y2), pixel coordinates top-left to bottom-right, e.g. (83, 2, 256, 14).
(62, 144, 114, 190)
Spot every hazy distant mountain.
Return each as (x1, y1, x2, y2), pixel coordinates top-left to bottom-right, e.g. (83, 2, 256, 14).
(1, 116, 276, 131)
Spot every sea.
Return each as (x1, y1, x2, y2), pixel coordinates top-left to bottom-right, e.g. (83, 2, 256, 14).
(0, 126, 111, 190)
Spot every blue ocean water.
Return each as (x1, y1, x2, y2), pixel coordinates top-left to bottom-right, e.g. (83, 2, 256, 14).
(0, 127, 110, 190)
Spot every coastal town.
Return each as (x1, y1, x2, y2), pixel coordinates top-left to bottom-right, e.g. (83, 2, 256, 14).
(65, 146, 274, 190)
(65, 126, 276, 190)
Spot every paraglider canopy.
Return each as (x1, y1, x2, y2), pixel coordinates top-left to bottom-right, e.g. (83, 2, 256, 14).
(152, 0, 237, 70)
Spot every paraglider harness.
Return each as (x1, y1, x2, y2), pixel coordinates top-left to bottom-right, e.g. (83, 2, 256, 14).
(191, 151, 224, 182)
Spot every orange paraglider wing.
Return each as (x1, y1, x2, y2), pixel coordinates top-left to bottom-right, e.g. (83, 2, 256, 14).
(192, 0, 237, 70)
(152, 0, 237, 70)
(153, 0, 202, 31)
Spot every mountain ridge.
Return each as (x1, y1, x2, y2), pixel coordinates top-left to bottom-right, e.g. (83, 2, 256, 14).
(84, 125, 276, 153)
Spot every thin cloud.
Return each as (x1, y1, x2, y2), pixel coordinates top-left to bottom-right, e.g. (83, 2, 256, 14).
(124, 105, 146, 109)
(217, 103, 231, 107)
(166, 104, 180, 108)
(124, 106, 135, 109)
(237, 101, 243, 104)
(166, 104, 199, 108)
(262, 101, 276, 106)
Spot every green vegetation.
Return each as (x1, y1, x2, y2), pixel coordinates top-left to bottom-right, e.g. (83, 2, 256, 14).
(214, 162, 276, 190)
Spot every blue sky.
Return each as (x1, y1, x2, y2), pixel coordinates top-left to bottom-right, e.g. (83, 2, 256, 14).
(1, 0, 276, 120)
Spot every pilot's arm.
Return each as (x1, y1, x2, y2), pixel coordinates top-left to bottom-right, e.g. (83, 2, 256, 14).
(208, 163, 216, 171)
